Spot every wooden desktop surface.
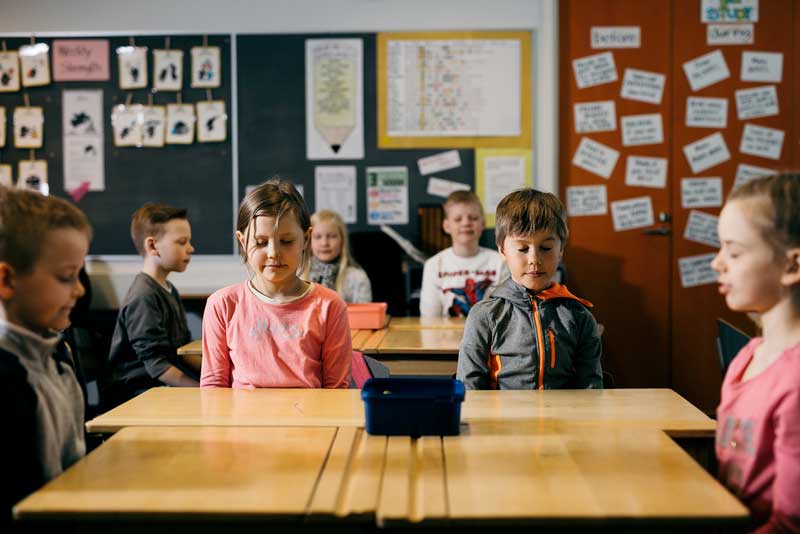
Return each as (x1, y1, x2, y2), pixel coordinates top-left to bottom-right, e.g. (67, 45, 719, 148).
(86, 387, 715, 436)
(17, 418, 747, 527)
(14, 425, 348, 521)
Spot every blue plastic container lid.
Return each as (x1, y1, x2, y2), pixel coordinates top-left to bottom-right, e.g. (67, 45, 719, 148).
(361, 377, 465, 401)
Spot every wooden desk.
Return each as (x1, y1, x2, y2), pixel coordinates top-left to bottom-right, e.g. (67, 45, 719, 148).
(87, 387, 713, 436)
(22, 389, 747, 530)
(86, 387, 365, 434)
(14, 425, 354, 523)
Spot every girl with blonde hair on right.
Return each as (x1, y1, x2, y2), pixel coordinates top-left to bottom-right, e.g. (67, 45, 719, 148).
(305, 210, 372, 303)
(711, 172, 800, 532)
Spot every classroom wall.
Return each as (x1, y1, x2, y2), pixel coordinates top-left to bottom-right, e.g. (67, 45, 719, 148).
(2, 0, 557, 307)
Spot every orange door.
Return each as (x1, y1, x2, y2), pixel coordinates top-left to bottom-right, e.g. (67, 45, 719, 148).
(559, 0, 674, 390)
(671, 0, 795, 411)
(561, 0, 797, 413)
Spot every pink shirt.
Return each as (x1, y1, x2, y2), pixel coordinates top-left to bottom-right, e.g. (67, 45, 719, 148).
(200, 282, 351, 389)
(716, 338, 800, 533)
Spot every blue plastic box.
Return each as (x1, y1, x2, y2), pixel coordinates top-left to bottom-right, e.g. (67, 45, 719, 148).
(361, 377, 466, 437)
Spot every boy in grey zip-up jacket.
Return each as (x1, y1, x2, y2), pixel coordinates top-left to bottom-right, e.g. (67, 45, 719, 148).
(457, 188, 602, 390)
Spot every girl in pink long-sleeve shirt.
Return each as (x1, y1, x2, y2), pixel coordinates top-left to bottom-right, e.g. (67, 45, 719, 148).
(711, 173, 800, 533)
(201, 178, 351, 389)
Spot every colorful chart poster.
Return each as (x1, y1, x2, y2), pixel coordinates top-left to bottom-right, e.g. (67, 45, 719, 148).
(475, 148, 532, 227)
(387, 39, 521, 136)
(366, 166, 409, 225)
(305, 39, 364, 160)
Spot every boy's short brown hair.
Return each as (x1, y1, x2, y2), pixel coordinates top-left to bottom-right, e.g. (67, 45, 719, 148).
(443, 190, 483, 218)
(495, 188, 568, 248)
(130, 202, 188, 256)
(0, 187, 92, 274)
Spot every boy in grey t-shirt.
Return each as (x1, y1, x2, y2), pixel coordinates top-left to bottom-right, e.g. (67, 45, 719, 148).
(104, 203, 198, 409)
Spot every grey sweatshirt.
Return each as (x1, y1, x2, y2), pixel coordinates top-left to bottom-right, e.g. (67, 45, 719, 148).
(456, 277, 603, 390)
(0, 320, 85, 519)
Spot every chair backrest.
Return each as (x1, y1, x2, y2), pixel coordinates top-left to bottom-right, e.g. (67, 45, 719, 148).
(717, 318, 751, 374)
(350, 351, 390, 388)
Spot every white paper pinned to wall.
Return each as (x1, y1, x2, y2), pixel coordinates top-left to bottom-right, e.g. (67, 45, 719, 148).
(682, 50, 730, 92)
(681, 177, 723, 208)
(740, 123, 784, 160)
(682, 132, 730, 174)
(610, 196, 654, 231)
(566, 185, 607, 216)
(678, 252, 718, 288)
(684, 210, 720, 248)
(571, 137, 620, 179)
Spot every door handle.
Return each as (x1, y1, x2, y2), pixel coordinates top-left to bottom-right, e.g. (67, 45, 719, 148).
(642, 226, 670, 236)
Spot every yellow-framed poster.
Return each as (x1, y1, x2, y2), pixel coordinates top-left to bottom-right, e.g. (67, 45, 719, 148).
(475, 147, 532, 228)
(377, 30, 532, 149)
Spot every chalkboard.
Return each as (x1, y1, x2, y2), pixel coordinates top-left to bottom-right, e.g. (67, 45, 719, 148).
(0, 34, 233, 255)
(236, 33, 475, 243)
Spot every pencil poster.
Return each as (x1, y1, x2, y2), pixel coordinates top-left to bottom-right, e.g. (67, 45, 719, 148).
(0, 51, 20, 92)
(117, 46, 148, 90)
(190, 46, 221, 88)
(153, 49, 183, 92)
(305, 38, 364, 160)
(195, 100, 227, 142)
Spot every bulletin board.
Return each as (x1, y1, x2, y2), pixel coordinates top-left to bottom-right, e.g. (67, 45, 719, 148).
(0, 33, 233, 255)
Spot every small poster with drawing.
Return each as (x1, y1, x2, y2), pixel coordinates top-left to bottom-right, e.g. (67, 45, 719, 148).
(166, 104, 195, 144)
(111, 104, 143, 147)
(14, 106, 44, 149)
(195, 100, 226, 142)
(153, 49, 183, 91)
(117, 46, 148, 90)
(0, 51, 20, 92)
(0, 164, 11, 187)
(141, 106, 166, 147)
(191, 46, 221, 88)
(19, 43, 51, 87)
(17, 160, 48, 195)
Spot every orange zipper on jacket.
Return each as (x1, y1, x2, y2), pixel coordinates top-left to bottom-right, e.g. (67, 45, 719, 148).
(531, 298, 546, 390)
(548, 328, 556, 368)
